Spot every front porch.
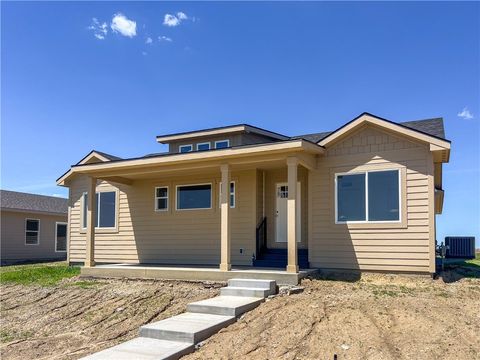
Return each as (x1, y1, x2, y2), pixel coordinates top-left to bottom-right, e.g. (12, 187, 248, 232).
(62, 141, 323, 278)
(81, 263, 317, 285)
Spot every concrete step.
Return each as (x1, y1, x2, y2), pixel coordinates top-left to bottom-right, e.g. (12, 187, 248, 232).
(220, 286, 275, 298)
(227, 278, 276, 292)
(187, 295, 264, 316)
(80, 337, 194, 360)
(140, 312, 235, 344)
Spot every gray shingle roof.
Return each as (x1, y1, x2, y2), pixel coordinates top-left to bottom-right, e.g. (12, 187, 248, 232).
(93, 150, 122, 161)
(0, 190, 68, 214)
(293, 117, 446, 143)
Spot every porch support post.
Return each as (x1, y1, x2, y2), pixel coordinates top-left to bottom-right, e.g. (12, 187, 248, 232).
(85, 176, 97, 267)
(219, 164, 231, 271)
(286, 157, 299, 273)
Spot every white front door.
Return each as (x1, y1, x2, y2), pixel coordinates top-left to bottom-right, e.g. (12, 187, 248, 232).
(275, 182, 301, 243)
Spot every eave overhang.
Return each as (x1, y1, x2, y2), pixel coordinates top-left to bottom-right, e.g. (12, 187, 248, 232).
(319, 113, 451, 162)
(57, 140, 324, 186)
(155, 124, 289, 143)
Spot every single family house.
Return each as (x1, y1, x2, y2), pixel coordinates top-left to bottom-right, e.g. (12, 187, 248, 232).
(1, 190, 68, 264)
(57, 113, 450, 283)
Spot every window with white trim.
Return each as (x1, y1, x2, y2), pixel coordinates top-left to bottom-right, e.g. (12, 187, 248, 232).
(196, 142, 211, 151)
(336, 169, 400, 223)
(82, 191, 117, 228)
(155, 187, 168, 211)
(219, 181, 235, 208)
(179, 144, 193, 153)
(214, 140, 230, 149)
(177, 184, 212, 210)
(55, 222, 67, 252)
(25, 219, 40, 245)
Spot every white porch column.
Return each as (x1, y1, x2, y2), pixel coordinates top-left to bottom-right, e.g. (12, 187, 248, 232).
(286, 157, 299, 273)
(219, 164, 231, 271)
(85, 176, 97, 267)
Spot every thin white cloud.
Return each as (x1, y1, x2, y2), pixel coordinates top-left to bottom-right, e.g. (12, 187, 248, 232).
(145, 37, 153, 44)
(177, 12, 188, 20)
(111, 13, 137, 37)
(457, 107, 474, 120)
(159, 35, 173, 42)
(142, 51, 148, 56)
(88, 18, 108, 40)
(163, 12, 190, 27)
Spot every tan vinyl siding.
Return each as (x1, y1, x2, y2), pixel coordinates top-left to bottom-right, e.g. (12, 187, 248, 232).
(68, 170, 257, 265)
(309, 124, 434, 273)
(1, 210, 67, 262)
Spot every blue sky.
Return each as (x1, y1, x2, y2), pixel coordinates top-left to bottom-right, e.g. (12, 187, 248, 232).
(2, 2, 479, 245)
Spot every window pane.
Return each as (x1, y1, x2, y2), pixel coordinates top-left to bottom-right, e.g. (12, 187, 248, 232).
(368, 170, 399, 221)
(83, 193, 87, 228)
(177, 185, 211, 209)
(180, 145, 192, 153)
(197, 143, 210, 151)
(337, 174, 366, 221)
(26, 231, 38, 244)
(157, 198, 168, 210)
(215, 140, 229, 149)
(156, 187, 168, 198)
(26, 219, 39, 231)
(56, 224, 67, 251)
(230, 182, 235, 207)
(99, 192, 116, 227)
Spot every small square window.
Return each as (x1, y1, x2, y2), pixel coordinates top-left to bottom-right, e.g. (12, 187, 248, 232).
(196, 142, 211, 151)
(179, 145, 193, 153)
(215, 140, 230, 149)
(155, 187, 169, 211)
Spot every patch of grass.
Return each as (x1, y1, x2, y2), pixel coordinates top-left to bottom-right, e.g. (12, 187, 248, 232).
(0, 329, 34, 343)
(0, 262, 80, 287)
(0, 330, 14, 343)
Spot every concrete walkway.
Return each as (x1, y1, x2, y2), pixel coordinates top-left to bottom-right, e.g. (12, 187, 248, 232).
(82, 278, 276, 360)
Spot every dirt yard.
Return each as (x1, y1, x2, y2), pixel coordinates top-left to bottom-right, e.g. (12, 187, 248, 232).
(1, 264, 479, 360)
(0, 276, 221, 359)
(185, 271, 480, 360)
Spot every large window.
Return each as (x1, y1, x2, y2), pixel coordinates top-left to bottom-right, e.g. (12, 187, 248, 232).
(55, 222, 67, 252)
(82, 191, 117, 228)
(176, 184, 212, 210)
(25, 219, 40, 245)
(155, 187, 168, 211)
(336, 169, 400, 223)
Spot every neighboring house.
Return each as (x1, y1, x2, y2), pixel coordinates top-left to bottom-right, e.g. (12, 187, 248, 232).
(1, 190, 68, 264)
(57, 113, 450, 276)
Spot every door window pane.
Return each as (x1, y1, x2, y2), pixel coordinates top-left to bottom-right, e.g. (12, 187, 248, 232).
(337, 174, 366, 221)
(368, 170, 399, 221)
(177, 184, 211, 209)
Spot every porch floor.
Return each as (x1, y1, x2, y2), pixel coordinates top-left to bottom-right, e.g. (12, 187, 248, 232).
(80, 263, 317, 285)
